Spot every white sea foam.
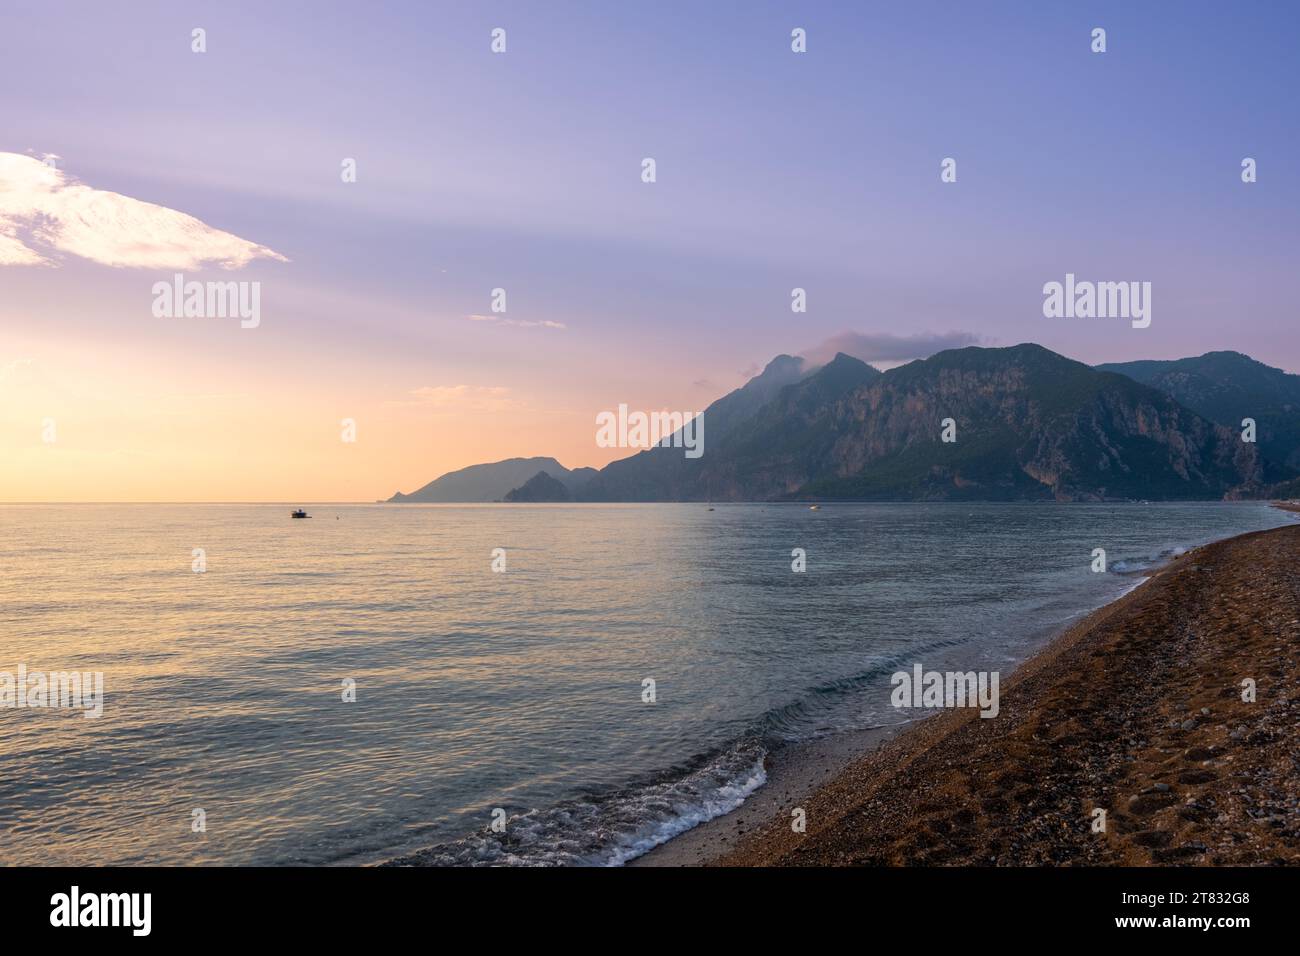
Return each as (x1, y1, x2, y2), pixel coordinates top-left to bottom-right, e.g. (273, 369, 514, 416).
(385, 744, 770, 867)
(603, 758, 767, 865)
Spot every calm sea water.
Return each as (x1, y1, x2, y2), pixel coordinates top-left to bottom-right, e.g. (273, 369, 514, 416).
(0, 502, 1291, 866)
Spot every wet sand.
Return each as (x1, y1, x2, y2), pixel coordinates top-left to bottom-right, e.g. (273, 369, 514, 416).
(642, 512, 1300, 866)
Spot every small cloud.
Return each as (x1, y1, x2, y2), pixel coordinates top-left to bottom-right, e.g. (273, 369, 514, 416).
(0, 232, 44, 266)
(465, 314, 566, 330)
(800, 330, 985, 367)
(0, 357, 35, 383)
(0, 152, 286, 269)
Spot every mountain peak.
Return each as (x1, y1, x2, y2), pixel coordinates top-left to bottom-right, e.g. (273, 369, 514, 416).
(389, 455, 581, 503)
(799, 351, 880, 392)
(503, 470, 571, 502)
(758, 354, 806, 379)
(887, 343, 1086, 384)
(827, 351, 870, 368)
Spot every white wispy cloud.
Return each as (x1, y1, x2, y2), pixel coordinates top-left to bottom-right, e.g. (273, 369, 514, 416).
(465, 314, 566, 330)
(0, 357, 35, 383)
(0, 152, 287, 269)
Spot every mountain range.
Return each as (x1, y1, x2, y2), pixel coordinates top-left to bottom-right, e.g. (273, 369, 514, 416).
(1096, 352, 1300, 471)
(385, 345, 1300, 503)
(386, 456, 595, 503)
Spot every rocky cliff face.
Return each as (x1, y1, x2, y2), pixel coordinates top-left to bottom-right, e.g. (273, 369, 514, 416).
(1098, 351, 1300, 470)
(797, 347, 1268, 500)
(578, 352, 824, 501)
(581, 345, 1282, 501)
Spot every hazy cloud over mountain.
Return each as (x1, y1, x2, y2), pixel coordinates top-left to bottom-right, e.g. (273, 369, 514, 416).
(801, 330, 984, 368)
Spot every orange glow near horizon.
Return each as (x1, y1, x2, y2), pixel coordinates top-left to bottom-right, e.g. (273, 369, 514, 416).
(0, 329, 706, 503)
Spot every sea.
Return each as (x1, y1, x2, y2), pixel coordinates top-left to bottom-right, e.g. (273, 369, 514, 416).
(0, 501, 1291, 866)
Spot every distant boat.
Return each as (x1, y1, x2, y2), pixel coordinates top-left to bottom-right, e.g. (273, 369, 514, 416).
(809, 504, 821, 511)
(291, 509, 311, 519)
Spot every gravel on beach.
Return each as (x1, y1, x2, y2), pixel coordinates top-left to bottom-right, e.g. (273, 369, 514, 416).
(714, 520, 1300, 866)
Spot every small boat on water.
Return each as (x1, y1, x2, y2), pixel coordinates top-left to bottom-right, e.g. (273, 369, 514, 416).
(291, 509, 311, 519)
(809, 504, 821, 511)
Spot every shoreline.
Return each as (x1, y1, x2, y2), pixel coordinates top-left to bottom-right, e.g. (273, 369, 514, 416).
(630, 555, 1157, 867)
(636, 505, 1300, 866)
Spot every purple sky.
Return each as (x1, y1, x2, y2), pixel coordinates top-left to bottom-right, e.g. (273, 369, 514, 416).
(2, 1, 1298, 498)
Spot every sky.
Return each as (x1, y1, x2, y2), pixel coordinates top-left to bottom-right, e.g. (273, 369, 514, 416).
(1, 0, 1297, 502)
